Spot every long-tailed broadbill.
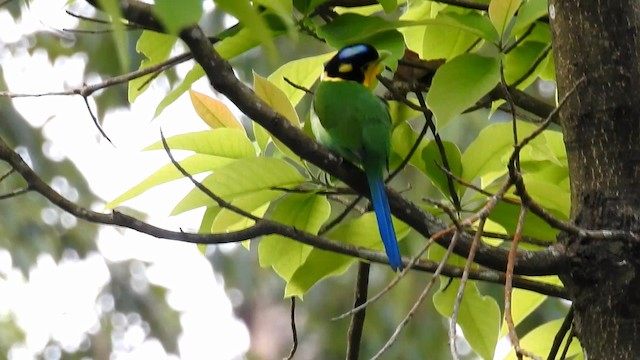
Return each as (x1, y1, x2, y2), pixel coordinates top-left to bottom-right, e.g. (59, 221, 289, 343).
(311, 43, 402, 271)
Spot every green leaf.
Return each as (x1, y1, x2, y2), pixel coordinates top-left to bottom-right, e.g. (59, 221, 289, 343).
(488, 201, 559, 242)
(171, 157, 305, 215)
(377, 0, 397, 13)
(499, 289, 547, 337)
(153, 0, 203, 34)
(426, 54, 500, 129)
(404, 12, 499, 44)
(423, 12, 480, 60)
(215, 0, 277, 59)
(106, 154, 236, 209)
(520, 174, 570, 218)
(504, 41, 549, 87)
(512, 0, 548, 34)
(189, 90, 244, 129)
(285, 214, 410, 297)
(489, 0, 522, 40)
(259, 194, 331, 280)
(398, 0, 433, 56)
(318, 13, 395, 43)
(504, 318, 582, 360)
(96, 0, 129, 70)
(433, 279, 500, 360)
(198, 207, 222, 254)
(422, 140, 463, 199)
(461, 121, 534, 186)
(268, 52, 333, 107)
(129, 31, 177, 103)
(317, 14, 406, 66)
(390, 122, 428, 171)
(211, 190, 280, 232)
(145, 129, 255, 159)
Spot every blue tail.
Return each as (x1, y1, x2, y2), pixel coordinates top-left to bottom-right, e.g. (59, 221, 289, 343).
(365, 170, 403, 271)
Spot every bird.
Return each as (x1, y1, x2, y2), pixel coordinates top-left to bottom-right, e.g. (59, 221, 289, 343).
(311, 43, 402, 271)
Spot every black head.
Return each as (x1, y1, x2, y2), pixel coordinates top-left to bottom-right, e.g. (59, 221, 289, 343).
(323, 43, 381, 84)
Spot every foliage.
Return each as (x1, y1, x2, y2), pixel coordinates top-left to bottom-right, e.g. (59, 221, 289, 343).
(2, 0, 584, 359)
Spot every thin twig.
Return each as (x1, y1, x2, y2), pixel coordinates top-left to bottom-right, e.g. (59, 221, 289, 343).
(81, 95, 113, 144)
(283, 77, 314, 95)
(160, 130, 261, 221)
(547, 307, 574, 360)
(388, 114, 429, 181)
(333, 228, 447, 321)
(505, 207, 528, 359)
(504, 23, 536, 54)
(369, 232, 462, 360)
(559, 329, 575, 360)
(511, 44, 552, 88)
(285, 297, 298, 360)
(416, 91, 461, 211)
(0, 188, 30, 200)
(346, 262, 370, 360)
(0, 168, 15, 183)
(449, 218, 485, 359)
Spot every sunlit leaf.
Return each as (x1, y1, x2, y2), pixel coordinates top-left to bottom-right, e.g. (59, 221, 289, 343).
(433, 279, 500, 360)
(106, 154, 235, 209)
(189, 90, 243, 129)
(268, 52, 333, 107)
(259, 194, 331, 280)
(489, 0, 522, 40)
(499, 289, 547, 337)
(145, 129, 255, 159)
(197, 207, 222, 254)
(398, 0, 433, 56)
(461, 121, 535, 186)
(423, 12, 480, 60)
(253, 72, 301, 158)
(211, 190, 280, 232)
(426, 54, 500, 129)
(171, 157, 305, 215)
(504, 318, 582, 360)
(403, 12, 499, 44)
(512, 0, 548, 34)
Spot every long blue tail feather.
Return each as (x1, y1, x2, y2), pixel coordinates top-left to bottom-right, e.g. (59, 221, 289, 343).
(365, 170, 402, 271)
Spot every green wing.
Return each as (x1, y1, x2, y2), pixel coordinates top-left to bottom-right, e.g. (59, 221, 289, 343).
(312, 80, 392, 166)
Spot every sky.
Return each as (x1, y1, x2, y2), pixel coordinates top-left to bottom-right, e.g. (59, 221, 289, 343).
(0, 1, 250, 359)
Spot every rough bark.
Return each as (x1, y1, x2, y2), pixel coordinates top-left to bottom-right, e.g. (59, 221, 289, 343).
(550, 1, 640, 358)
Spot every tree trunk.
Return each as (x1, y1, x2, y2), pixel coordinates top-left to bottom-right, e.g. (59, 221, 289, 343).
(550, 1, 640, 358)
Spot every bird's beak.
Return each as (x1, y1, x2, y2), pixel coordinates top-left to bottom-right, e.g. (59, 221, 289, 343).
(364, 50, 391, 89)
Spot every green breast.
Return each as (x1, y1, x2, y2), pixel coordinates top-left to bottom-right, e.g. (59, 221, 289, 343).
(312, 80, 392, 164)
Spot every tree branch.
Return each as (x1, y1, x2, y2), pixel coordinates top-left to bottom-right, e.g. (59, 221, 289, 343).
(78, 0, 569, 277)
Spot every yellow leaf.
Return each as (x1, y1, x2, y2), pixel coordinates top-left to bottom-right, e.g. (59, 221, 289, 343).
(189, 90, 243, 129)
(253, 72, 300, 128)
(253, 72, 301, 159)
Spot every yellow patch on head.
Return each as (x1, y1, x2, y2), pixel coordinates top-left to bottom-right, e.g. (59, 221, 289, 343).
(338, 63, 353, 73)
